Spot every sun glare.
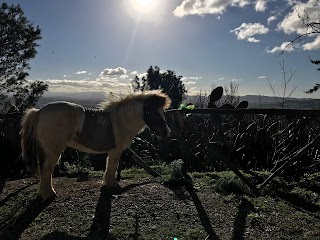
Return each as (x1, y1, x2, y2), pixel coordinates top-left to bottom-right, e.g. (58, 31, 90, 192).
(129, 0, 159, 15)
(136, 0, 152, 7)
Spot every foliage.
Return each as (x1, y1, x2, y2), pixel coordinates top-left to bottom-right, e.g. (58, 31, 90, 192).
(0, 2, 48, 113)
(132, 66, 187, 109)
(306, 58, 320, 93)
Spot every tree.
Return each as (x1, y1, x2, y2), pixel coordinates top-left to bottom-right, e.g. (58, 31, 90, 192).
(267, 60, 297, 109)
(132, 66, 187, 109)
(306, 58, 320, 93)
(0, 3, 48, 113)
(223, 81, 240, 107)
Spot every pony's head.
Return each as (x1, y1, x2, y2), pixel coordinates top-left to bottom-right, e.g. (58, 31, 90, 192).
(143, 91, 171, 138)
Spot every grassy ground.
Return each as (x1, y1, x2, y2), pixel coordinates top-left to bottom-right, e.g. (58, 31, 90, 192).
(0, 167, 320, 240)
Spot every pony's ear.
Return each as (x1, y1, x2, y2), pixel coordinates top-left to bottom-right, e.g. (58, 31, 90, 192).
(145, 94, 171, 109)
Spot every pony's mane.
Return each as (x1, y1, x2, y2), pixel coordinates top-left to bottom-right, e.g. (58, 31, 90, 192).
(98, 90, 171, 111)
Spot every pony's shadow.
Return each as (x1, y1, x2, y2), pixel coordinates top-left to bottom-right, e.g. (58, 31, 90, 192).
(87, 185, 113, 239)
(87, 181, 150, 239)
(0, 197, 54, 240)
(41, 181, 149, 240)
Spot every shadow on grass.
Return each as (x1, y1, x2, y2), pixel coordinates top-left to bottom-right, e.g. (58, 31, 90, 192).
(0, 182, 36, 207)
(182, 173, 220, 240)
(40, 182, 149, 240)
(87, 181, 150, 239)
(87, 185, 113, 239)
(0, 197, 54, 240)
(231, 197, 253, 240)
(261, 179, 320, 219)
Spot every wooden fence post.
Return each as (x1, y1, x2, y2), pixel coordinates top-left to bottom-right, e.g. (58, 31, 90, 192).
(128, 148, 160, 178)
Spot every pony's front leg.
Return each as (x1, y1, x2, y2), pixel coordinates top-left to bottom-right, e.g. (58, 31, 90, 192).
(103, 150, 122, 188)
(39, 154, 60, 199)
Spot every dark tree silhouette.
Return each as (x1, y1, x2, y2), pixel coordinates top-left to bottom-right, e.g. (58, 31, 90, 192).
(306, 58, 320, 93)
(0, 3, 48, 113)
(132, 66, 187, 109)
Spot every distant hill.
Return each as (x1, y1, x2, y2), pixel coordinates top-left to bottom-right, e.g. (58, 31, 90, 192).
(36, 92, 107, 108)
(185, 94, 320, 109)
(37, 92, 320, 110)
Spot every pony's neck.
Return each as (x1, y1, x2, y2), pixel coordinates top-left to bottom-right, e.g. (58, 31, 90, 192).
(112, 101, 146, 138)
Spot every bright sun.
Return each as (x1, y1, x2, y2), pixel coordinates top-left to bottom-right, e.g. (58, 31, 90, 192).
(129, 0, 158, 15)
(136, 0, 152, 7)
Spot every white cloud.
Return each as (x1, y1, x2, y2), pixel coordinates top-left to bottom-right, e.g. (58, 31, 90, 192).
(230, 23, 269, 42)
(189, 76, 202, 80)
(100, 67, 128, 77)
(247, 37, 260, 42)
(185, 86, 199, 95)
(130, 71, 138, 75)
(182, 76, 202, 82)
(303, 35, 320, 50)
(41, 67, 134, 94)
(267, 16, 277, 24)
(277, 0, 319, 35)
(184, 81, 197, 85)
(99, 67, 129, 82)
(258, 75, 267, 79)
(74, 71, 87, 75)
(42, 78, 131, 93)
(173, 0, 251, 17)
(266, 41, 295, 53)
(255, 0, 267, 12)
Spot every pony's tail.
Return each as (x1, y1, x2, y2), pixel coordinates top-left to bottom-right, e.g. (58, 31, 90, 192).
(21, 108, 42, 175)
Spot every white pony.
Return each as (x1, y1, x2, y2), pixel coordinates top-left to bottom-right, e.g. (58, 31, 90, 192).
(21, 90, 171, 199)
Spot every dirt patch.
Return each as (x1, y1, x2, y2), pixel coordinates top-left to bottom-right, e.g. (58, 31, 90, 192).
(0, 175, 320, 239)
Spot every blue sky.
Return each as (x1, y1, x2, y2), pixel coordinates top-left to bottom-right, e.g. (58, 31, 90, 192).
(5, 0, 320, 98)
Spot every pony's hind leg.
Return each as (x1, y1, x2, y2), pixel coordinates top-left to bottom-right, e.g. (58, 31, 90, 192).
(38, 151, 61, 199)
(103, 150, 122, 188)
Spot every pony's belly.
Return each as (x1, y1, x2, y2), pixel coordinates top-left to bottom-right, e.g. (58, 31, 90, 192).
(67, 140, 107, 154)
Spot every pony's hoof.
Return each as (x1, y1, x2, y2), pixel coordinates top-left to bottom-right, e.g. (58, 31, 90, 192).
(39, 190, 57, 200)
(104, 181, 121, 189)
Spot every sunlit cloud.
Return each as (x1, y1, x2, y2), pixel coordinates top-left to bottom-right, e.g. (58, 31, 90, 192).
(213, 77, 225, 82)
(184, 81, 197, 85)
(258, 75, 267, 79)
(267, 16, 277, 24)
(255, 0, 267, 12)
(303, 35, 320, 50)
(74, 70, 87, 75)
(42, 78, 131, 93)
(230, 22, 269, 42)
(173, 0, 251, 17)
(99, 67, 129, 82)
(38, 67, 134, 94)
(182, 76, 202, 82)
(266, 41, 295, 53)
(277, 0, 319, 35)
